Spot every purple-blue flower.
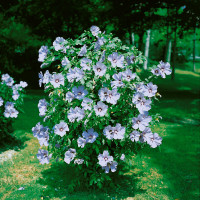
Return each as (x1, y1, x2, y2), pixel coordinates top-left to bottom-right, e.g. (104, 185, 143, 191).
(78, 45, 87, 56)
(61, 56, 70, 66)
(108, 52, 124, 68)
(80, 58, 92, 70)
(54, 121, 69, 137)
(144, 82, 157, 97)
(94, 101, 108, 116)
(90, 25, 100, 36)
(157, 61, 172, 78)
(111, 72, 124, 88)
(147, 133, 162, 148)
(130, 131, 141, 142)
(50, 73, 64, 88)
(38, 46, 49, 62)
(93, 62, 107, 76)
(132, 114, 152, 131)
(37, 149, 52, 164)
(72, 86, 88, 100)
(68, 107, 85, 122)
(102, 161, 118, 173)
(82, 128, 98, 143)
(64, 148, 76, 164)
(81, 97, 93, 110)
(98, 150, 113, 167)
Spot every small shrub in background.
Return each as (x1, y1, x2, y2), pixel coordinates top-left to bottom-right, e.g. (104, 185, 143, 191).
(0, 72, 27, 140)
(32, 26, 171, 189)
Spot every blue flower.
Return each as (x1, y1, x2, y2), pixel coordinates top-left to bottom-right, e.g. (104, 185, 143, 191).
(65, 92, 75, 102)
(0, 97, 3, 106)
(50, 73, 64, 88)
(38, 99, 48, 117)
(74, 158, 84, 164)
(38, 46, 49, 62)
(111, 72, 124, 88)
(112, 123, 125, 140)
(139, 127, 153, 143)
(106, 89, 120, 105)
(81, 97, 93, 110)
(103, 125, 114, 140)
(72, 86, 88, 100)
(67, 67, 84, 82)
(102, 161, 118, 173)
(99, 87, 120, 104)
(54, 121, 69, 137)
(157, 61, 172, 78)
(53, 37, 68, 52)
(151, 68, 161, 76)
(64, 148, 76, 164)
(5, 102, 15, 110)
(108, 52, 124, 68)
(94, 37, 105, 51)
(4, 108, 19, 118)
(93, 62, 107, 76)
(132, 114, 152, 131)
(135, 97, 152, 114)
(126, 54, 136, 65)
(94, 101, 108, 117)
(90, 26, 100, 36)
(77, 137, 86, 148)
(82, 128, 98, 143)
(98, 151, 113, 167)
(122, 69, 136, 81)
(19, 81, 28, 88)
(12, 90, 19, 100)
(78, 45, 87, 56)
(38, 132, 49, 147)
(80, 58, 92, 71)
(147, 133, 162, 148)
(68, 107, 85, 122)
(61, 56, 70, 66)
(130, 131, 140, 142)
(37, 149, 52, 164)
(143, 82, 157, 97)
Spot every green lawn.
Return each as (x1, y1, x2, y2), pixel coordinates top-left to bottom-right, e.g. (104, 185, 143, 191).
(0, 69, 199, 200)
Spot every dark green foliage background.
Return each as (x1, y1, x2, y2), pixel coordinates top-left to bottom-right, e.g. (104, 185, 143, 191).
(0, 0, 199, 88)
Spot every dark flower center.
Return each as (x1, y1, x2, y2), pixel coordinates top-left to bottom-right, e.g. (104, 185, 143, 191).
(55, 79, 59, 83)
(98, 108, 102, 112)
(89, 135, 93, 139)
(60, 128, 63, 132)
(113, 59, 117, 63)
(97, 68, 101, 72)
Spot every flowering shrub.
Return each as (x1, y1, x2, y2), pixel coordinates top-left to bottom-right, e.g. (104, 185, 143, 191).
(0, 72, 27, 140)
(33, 26, 171, 189)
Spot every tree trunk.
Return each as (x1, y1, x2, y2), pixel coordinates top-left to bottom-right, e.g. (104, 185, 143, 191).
(165, 6, 172, 63)
(131, 32, 135, 45)
(171, 7, 177, 80)
(166, 38, 172, 63)
(193, 26, 196, 72)
(143, 29, 151, 70)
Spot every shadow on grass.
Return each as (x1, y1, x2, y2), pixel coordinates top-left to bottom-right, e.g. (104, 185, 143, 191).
(141, 124, 200, 199)
(0, 130, 29, 154)
(38, 162, 145, 199)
